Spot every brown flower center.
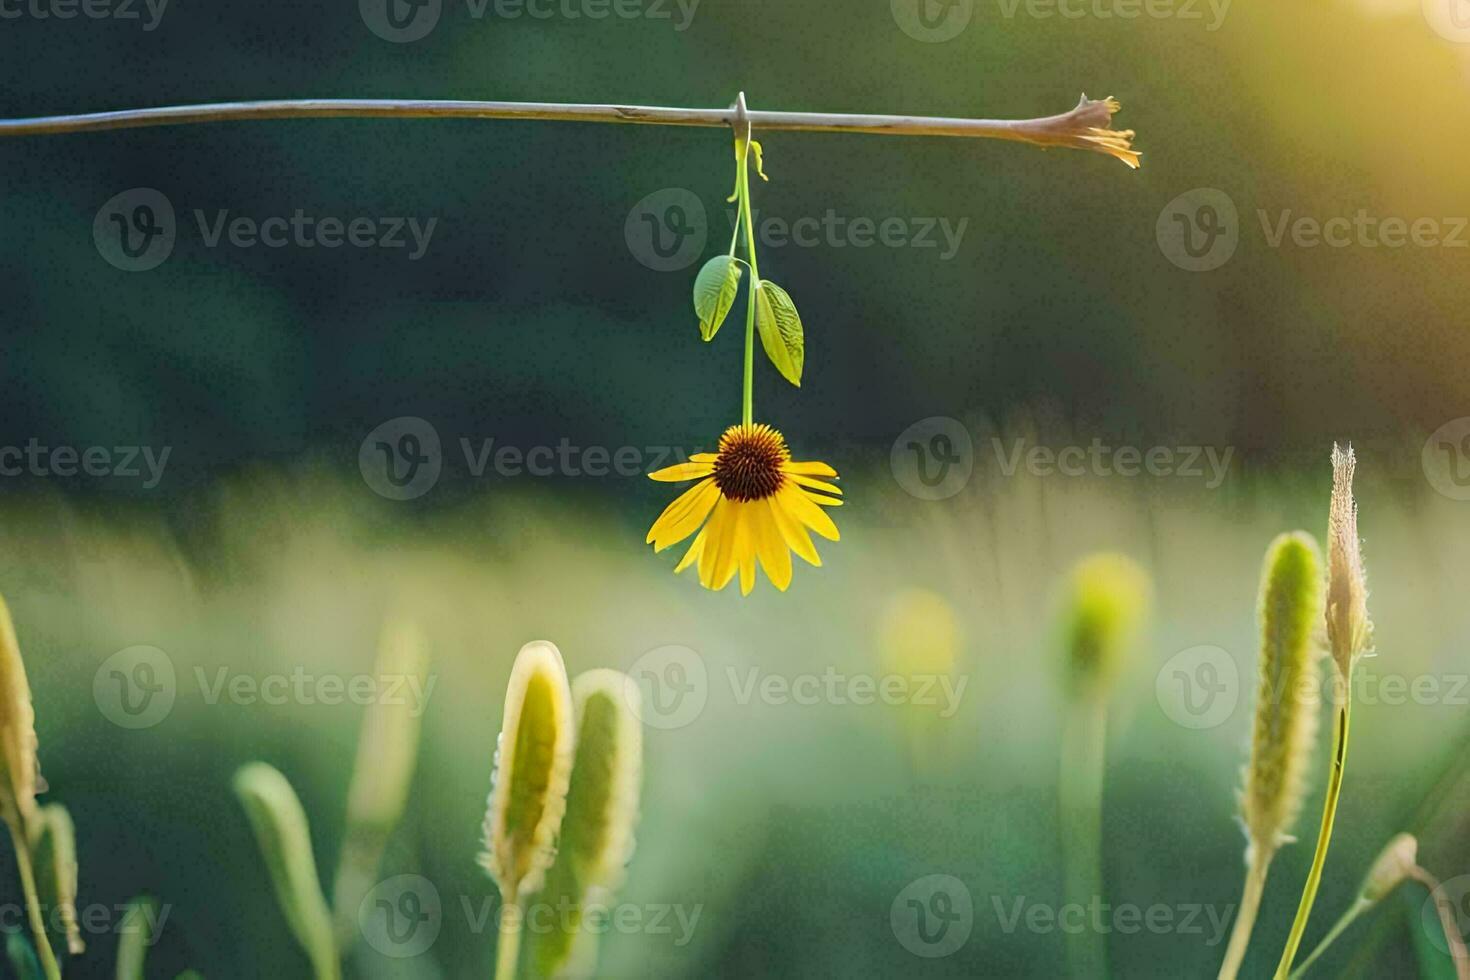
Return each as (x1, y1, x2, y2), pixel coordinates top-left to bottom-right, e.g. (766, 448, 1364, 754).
(712, 424, 789, 502)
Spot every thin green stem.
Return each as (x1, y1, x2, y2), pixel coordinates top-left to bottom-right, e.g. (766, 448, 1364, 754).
(6, 820, 60, 980)
(1275, 695, 1352, 978)
(1060, 697, 1108, 980)
(1288, 896, 1370, 979)
(1218, 848, 1273, 980)
(494, 898, 522, 980)
(735, 137, 761, 427)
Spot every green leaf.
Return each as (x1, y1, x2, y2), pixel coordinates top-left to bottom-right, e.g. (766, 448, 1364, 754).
(693, 256, 742, 342)
(755, 281, 804, 387)
(233, 763, 340, 980)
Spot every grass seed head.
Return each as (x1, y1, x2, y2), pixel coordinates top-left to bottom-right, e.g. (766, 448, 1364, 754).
(0, 595, 41, 834)
(1326, 443, 1372, 680)
(1058, 553, 1150, 699)
(480, 640, 576, 903)
(533, 669, 644, 979)
(1361, 832, 1417, 903)
(1240, 532, 1324, 856)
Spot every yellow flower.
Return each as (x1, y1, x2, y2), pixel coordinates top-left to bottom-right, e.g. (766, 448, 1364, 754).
(646, 423, 841, 594)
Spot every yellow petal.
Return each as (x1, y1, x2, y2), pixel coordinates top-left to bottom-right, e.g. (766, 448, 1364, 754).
(783, 460, 837, 478)
(753, 502, 793, 591)
(647, 479, 719, 551)
(769, 496, 821, 567)
(690, 453, 717, 463)
(803, 490, 843, 508)
(789, 474, 841, 496)
(674, 527, 706, 573)
(700, 500, 740, 590)
(738, 535, 756, 596)
(648, 461, 715, 483)
(715, 505, 747, 591)
(780, 485, 840, 541)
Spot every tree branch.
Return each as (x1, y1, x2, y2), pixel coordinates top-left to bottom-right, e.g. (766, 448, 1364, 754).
(0, 93, 1139, 167)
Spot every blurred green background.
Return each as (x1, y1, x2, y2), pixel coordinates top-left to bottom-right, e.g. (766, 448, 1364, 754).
(2, 0, 1470, 976)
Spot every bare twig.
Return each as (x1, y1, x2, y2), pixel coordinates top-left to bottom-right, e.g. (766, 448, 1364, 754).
(0, 93, 1139, 167)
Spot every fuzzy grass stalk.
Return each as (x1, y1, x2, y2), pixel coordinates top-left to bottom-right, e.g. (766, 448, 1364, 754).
(1217, 532, 1324, 980)
(1275, 445, 1373, 978)
(531, 670, 643, 979)
(0, 597, 59, 980)
(481, 641, 576, 980)
(1056, 553, 1149, 980)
